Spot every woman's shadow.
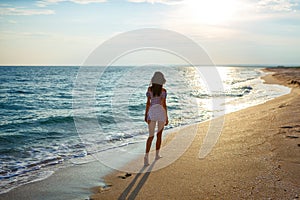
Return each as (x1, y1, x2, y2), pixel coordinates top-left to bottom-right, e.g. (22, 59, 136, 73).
(118, 160, 156, 200)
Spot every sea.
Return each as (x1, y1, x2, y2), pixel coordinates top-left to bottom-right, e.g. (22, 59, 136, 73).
(0, 66, 291, 198)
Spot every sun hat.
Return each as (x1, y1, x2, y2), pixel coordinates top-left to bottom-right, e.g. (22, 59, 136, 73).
(151, 71, 166, 85)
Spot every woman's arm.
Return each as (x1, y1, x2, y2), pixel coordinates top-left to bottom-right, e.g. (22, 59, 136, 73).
(162, 89, 168, 125)
(145, 91, 151, 123)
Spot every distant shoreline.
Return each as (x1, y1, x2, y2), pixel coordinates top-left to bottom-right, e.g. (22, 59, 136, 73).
(0, 65, 299, 68)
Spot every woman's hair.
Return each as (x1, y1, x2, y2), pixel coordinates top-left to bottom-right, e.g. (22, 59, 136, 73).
(150, 83, 162, 97)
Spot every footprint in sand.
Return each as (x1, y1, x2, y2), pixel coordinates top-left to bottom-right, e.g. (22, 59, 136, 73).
(280, 126, 293, 129)
(286, 135, 299, 139)
(280, 125, 300, 139)
(99, 183, 112, 192)
(118, 173, 132, 179)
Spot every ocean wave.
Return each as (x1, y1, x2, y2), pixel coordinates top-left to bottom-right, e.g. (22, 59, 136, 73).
(0, 102, 36, 110)
(191, 86, 253, 98)
(0, 115, 74, 129)
(0, 156, 62, 180)
(229, 77, 255, 85)
(39, 116, 74, 125)
(128, 103, 145, 112)
(0, 170, 54, 195)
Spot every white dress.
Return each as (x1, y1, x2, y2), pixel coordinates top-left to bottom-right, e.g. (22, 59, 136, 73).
(146, 90, 167, 122)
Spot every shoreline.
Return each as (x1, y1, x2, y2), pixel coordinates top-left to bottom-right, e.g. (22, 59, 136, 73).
(91, 67, 300, 199)
(0, 67, 299, 200)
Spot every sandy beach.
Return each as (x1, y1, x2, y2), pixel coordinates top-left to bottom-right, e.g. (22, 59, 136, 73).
(91, 67, 300, 200)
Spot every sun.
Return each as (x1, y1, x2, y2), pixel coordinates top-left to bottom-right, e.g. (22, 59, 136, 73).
(182, 0, 238, 25)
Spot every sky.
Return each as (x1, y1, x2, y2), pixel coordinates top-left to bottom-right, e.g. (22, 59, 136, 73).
(0, 0, 300, 66)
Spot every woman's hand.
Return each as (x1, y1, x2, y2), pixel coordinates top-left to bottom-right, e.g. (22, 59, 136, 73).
(165, 117, 169, 126)
(145, 114, 149, 124)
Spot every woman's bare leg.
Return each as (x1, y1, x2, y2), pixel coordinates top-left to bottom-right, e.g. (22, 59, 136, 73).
(155, 121, 164, 159)
(145, 136, 154, 154)
(145, 120, 156, 165)
(144, 136, 153, 166)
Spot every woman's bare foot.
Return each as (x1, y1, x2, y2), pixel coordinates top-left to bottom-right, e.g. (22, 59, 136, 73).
(155, 155, 162, 160)
(144, 156, 149, 166)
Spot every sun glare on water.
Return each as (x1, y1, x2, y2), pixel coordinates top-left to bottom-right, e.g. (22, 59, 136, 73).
(183, 0, 239, 25)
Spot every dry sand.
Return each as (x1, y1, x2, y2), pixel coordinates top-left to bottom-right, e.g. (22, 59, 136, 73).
(91, 67, 300, 200)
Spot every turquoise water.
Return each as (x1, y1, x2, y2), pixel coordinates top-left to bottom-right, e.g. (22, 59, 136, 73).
(0, 66, 290, 195)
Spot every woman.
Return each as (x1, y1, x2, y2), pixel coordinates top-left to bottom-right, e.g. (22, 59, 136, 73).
(144, 71, 168, 166)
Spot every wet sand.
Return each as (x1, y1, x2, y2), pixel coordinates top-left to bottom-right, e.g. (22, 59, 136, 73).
(91, 67, 300, 200)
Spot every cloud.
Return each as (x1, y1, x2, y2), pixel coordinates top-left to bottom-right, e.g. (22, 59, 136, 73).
(127, 0, 184, 5)
(257, 0, 298, 12)
(0, 7, 55, 15)
(36, 0, 107, 7)
(0, 31, 52, 40)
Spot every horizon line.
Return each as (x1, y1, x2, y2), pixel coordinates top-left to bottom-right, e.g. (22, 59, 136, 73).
(0, 64, 299, 67)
